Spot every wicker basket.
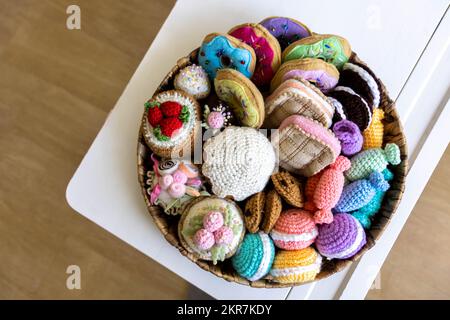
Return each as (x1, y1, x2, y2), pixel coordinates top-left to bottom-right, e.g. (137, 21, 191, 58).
(137, 48, 408, 288)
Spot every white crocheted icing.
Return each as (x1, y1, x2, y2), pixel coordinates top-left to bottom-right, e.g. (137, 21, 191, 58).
(343, 63, 380, 108)
(270, 228, 318, 242)
(248, 232, 273, 281)
(202, 126, 276, 201)
(334, 86, 372, 125)
(328, 97, 346, 120)
(270, 255, 322, 277)
(144, 91, 197, 148)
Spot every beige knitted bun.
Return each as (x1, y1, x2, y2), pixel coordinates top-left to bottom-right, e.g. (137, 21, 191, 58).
(202, 126, 276, 201)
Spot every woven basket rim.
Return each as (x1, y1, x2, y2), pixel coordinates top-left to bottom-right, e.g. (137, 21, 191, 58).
(136, 48, 408, 288)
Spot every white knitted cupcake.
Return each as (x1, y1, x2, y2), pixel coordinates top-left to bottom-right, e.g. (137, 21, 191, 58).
(202, 126, 276, 201)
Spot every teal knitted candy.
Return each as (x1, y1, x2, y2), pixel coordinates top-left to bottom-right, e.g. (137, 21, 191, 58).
(352, 169, 394, 228)
(346, 143, 401, 181)
(334, 171, 390, 213)
(231, 232, 275, 281)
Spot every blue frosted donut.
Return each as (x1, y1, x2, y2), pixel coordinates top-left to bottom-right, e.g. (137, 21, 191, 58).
(198, 33, 256, 80)
(231, 232, 275, 281)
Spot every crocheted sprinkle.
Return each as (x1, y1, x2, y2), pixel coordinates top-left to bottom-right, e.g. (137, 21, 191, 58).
(333, 119, 363, 156)
(193, 228, 215, 251)
(214, 226, 233, 245)
(346, 143, 400, 181)
(270, 247, 322, 283)
(232, 232, 275, 281)
(316, 213, 366, 259)
(270, 209, 318, 250)
(203, 211, 224, 233)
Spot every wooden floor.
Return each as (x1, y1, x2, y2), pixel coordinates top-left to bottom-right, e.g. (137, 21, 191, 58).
(0, 0, 448, 299)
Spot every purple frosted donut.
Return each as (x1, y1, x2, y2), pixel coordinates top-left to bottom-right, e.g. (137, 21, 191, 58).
(260, 17, 312, 50)
(316, 213, 366, 259)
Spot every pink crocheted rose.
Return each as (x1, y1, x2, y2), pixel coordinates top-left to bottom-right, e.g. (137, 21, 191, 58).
(159, 174, 173, 190)
(186, 177, 202, 188)
(168, 182, 186, 198)
(203, 211, 224, 233)
(214, 226, 233, 245)
(172, 170, 188, 184)
(193, 228, 215, 250)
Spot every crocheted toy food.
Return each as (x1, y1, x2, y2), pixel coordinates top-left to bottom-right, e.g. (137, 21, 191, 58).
(270, 209, 318, 250)
(352, 168, 393, 228)
(270, 58, 339, 93)
(202, 126, 276, 201)
(178, 196, 245, 264)
(316, 213, 366, 259)
(339, 62, 380, 110)
(332, 119, 363, 156)
(271, 171, 304, 207)
(282, 34, 351, 69)
(346, 143, 401, 181)
(276, 115, 341, 176)
(244, 192, 265, 233)
(312, 156, 351, 224)
(202, 94, 235, 136)
(232, 232, 275, 281)
(261, 189, 282, 233)
(363, 108, 384, 149)
(174, 64, 210, 99)
(328, 86, 372, 131)
(145, 157, 209, 215)
(198, 33, 256, 79)
(142, 90, 200, 158)
(303, 172, 322, 212)
(260, 16, 312, 50)
(214, 68, 265, 128)
(270, 247, 322, 283)
(335, 171, 390, 213)
(228, 23, 281, 87)
(264, 78, 335, 128)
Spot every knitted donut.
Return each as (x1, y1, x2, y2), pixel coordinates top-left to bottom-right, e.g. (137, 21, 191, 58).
(270, 209, 318, 250)
(232, 232, 275, 281)
(228, 23, 281, 87)
(202, 126, 276, 201)
(316, 213, 366, 259)
(270, 247, 322, 283)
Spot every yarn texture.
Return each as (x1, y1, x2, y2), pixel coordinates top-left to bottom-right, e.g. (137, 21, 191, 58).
(333, 119, 363, 156)
(363, 108, 384, 149)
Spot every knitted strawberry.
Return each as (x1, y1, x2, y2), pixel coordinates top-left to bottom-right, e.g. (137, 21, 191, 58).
(147, 106, 163, 127)
(160, 101, 182, 117)
(160, 117, 183, 137)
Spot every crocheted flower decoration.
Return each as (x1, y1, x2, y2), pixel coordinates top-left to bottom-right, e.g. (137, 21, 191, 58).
(202, 101, 234, 135)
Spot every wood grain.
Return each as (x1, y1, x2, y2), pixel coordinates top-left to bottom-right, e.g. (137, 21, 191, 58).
(0, 0, 448, 299)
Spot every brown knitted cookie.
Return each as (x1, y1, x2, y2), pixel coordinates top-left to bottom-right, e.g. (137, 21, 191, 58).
(271, 171, 304, 207)
(244, 192, 265, 233)
(261, 189, 282, 233)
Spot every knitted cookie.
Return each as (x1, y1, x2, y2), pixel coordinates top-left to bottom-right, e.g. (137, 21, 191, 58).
(264, 78, 335, 129)
(146, 157, 208, 215)
(346, 143, 401, 181)
(214, 68, 265, 128)
(202, 127, 276, 201)
(363, 108, 384, 149)
(275, 115, 341, 177)
(316, 213, 366, 259)
(270, 58, 339, 93)
(244, 192, 265, 233)
(270, 209, 318, 250)
(271, 171, 303, 207)
(270, 247, 322, 283)
(352, 168, 393, 229)
(260, 16, 312, 50)
(282, 34, 352, 69)
(174, 64, 210, 99)
(178, 196, 245, 264)
(335, 171, 390, 213)
(198, 33, 256, 79)
(142, 90, 201, 158)
(232, 232, 275, 281)
(332, 119, 363, 156)
(261, 189, 282, 233)
(228, 23, 282, 87)
(328, 86, 372, 131)
(312, 156, 351, 224)
(339, 62, 380, 109)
